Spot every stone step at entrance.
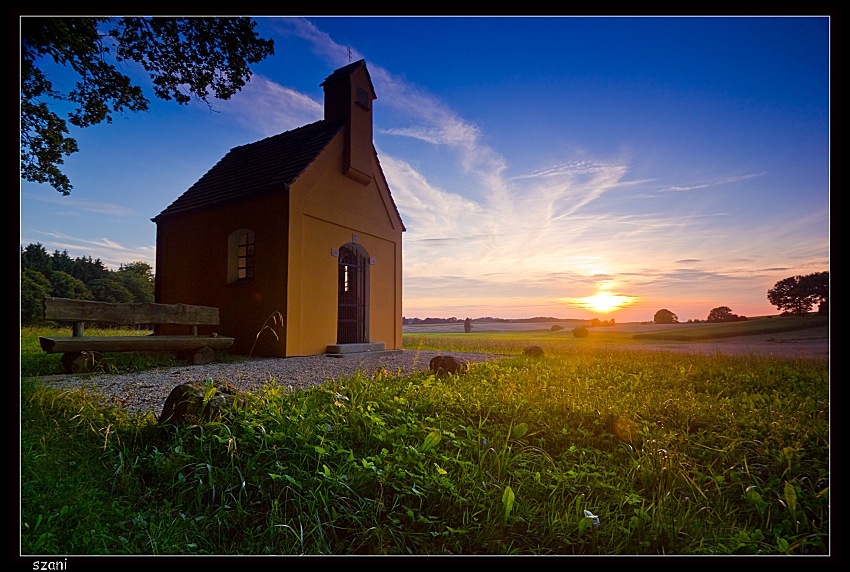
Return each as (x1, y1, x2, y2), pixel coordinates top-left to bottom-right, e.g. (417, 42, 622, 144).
(325, 342, 402, 358)
(326, 342, 386, 354)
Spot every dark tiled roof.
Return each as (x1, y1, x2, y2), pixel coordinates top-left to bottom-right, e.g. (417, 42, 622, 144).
(153, 118, 345, 220)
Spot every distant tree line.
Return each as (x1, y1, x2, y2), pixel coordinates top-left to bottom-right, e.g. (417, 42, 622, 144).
(20, 243, 154, 324)
(587, 318, 615, 327)
(403, 316, 565, 325)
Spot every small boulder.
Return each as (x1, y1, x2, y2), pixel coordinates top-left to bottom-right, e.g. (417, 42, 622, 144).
(159, 379, 245, 425)
(523, 345, 544, 358)
(429, 355, 469, 376)
(61, 350, 104, 373)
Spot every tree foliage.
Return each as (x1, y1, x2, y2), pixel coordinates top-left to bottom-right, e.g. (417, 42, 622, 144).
(117, 262, 155, 303)
(707, 306, 747, 323)
(21, 17, 274, 194)
(21, 269, 52, 325)
(20, 244, 155, 323)
(767, 272, 829, 315)
(48, 271, 93, 301)
(653, 309, 678, 324)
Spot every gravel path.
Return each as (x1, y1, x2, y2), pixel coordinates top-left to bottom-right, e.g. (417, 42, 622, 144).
(36, 350, 507, 418)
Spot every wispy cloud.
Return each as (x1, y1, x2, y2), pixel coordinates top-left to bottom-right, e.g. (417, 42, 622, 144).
(277, 18, 506, 189)
(662, 171, 767, 192)
(512, 161, 609, 179)
(275, 18, 358, 67)
(218, 74, 323, 137)
(22, 192, 137, 216)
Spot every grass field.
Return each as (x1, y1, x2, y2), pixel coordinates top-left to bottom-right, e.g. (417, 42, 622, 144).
(20, 325, 829, 555)
(632, 315, 829, 341)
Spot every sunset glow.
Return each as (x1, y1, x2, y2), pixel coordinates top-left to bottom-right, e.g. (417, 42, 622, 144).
(571, 293, 639, 314)
(21, 17, 829, 323)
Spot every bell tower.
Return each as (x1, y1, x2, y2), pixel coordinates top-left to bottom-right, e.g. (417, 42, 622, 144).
(320, 60, 377, 185)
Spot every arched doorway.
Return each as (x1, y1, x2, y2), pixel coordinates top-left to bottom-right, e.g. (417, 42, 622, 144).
(337, 243, 369, 344)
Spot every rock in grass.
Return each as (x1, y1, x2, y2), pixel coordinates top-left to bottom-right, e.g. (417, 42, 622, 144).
(429, 355, 469, 376)
(159, 380, 244, 425)
(524, 345, 544, 357)
(61, 350, 104, 373)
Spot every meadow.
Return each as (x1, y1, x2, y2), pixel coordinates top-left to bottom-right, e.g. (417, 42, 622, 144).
(20, 326, 829, 554)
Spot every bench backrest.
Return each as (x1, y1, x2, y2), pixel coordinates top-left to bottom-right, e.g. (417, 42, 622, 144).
(43, 297, 221, 326)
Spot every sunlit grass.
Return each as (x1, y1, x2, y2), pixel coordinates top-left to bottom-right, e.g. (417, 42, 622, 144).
(21, 333, 829, 554)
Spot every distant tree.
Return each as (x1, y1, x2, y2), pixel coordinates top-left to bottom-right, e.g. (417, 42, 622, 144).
(117, 261, 154, 303)
(88, 276, 134, 303)
(708, 306, 732, 322)
(21, 268, 51, 324)
(463, 317, 473, 333)
(572, 325, 589, 338)
(799, 271, 829, 315)
(21, 243, 52, 274)
(21, 17, 275, 194)
(49, 270, 92, 300)
(72, 256, 110, 285)
(707, 306, 747, 323)
(551, 324, 564, 332)
(50, 249, 75, 274)
(654, 309, 678, 324)
(767, 272, 828, 315)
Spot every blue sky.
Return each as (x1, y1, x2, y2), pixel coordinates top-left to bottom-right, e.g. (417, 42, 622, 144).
(20, 16, 830, 322)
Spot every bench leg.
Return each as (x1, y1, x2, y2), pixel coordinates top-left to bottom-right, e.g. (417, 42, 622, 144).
(61, 351, 104, 374)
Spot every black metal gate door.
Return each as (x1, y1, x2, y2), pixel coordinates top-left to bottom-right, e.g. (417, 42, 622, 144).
(337, 245, 366, 344)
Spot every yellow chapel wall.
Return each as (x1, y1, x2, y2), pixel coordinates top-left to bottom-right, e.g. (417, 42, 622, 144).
(285, 132, 404, 356)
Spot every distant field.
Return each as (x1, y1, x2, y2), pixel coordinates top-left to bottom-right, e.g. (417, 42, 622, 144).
(403, 315, 828, 359)
(632, 315, 828, 341)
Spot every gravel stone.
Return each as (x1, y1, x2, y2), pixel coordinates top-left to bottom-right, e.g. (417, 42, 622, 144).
(38, 350, 507, 418)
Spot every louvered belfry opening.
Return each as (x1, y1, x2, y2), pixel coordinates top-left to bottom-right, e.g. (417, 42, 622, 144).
(337, 244, 368, 344)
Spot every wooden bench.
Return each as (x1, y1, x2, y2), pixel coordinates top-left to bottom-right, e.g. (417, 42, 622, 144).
(39, 297, 235, 373)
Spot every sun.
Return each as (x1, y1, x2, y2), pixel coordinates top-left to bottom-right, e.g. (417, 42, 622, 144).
(574, 293, 636, 313)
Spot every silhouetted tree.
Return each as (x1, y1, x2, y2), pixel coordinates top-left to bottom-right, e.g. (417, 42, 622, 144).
(21, 17, 274, 194)
(707, 306, 747, 322)
(572, 325, 589, 338)
(799, 271, 829, 314)
(464, 317, 473, 333)
(654, 309, 678, 324)
(767, 272, 828, 315)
